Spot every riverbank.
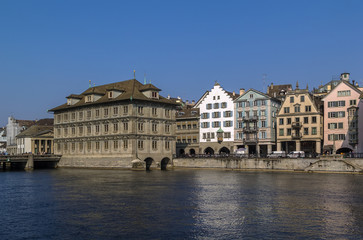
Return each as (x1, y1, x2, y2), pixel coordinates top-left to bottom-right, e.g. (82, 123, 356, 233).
(172, 157, 363, 173)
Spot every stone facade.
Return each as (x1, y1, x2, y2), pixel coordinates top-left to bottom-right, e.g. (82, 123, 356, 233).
(276, 83, 323, 154)
(234, 88, 281, 156)
(176, 106, 200, 156)
(49, 79, 179, 169)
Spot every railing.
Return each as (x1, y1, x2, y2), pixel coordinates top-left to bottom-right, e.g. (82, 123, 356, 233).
(242, 116, 258, 121)
(243, 138, 258, 144)
(242, 127, 258, 133)
(174, 153, 260, 159)
(291, 133, 301, 139)
(292, 122, 302, 128)
(344, 153, 363, 158)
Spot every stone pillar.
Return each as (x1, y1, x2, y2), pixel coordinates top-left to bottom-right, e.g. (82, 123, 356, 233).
(296, 141, 301, 151)
(268, 144, 272, 154)
(245, 145, 249, 154)
(277, 141, 281, 151)
(316, 140, 321, 154)
(25, 154, 34, 170)
(256, 144, 260, 157)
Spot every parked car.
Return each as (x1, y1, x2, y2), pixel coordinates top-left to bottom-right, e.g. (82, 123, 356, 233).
(267, 151, 286, 158)
(287, 151, 305, 158)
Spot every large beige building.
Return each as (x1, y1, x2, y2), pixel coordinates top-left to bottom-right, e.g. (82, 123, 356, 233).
(276, 83, 323, 154)
(50, 79, 179, 170)
(176, 106, 199, 156)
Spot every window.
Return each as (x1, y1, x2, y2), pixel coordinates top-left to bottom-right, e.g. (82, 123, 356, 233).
(262, 121, 266, 128)
(87, 126, 91, 134)
(152, 123, 158, 132)
(79, 142, 83, 151)
(71, 143, 75, 151)
(295, 117, 300, 122)
(328, 134, 345, 140)
(71, 112, 76, 120)
(221, 102, 227, 108)
(165, 109, 170, 117)
(87, 110, 91, 119)
(279, 118, 284, 125)
(337, 90, 351, 97)
(304, 117, 308, 124)
(104, 141, 109, 150)
(152, 108, 157, 116)
(138, 106, 143, 114)
(108, 91, 113, 98)
(123, 106, 128, 114)
(165, 141, 170, 150)
(350, 100, 357, 105)
(212, 121, 221, 128)
(304, 128, 309, 135)
(287, 118, 292, 124)
(290, 97, 294, 103)
(279, 129, 284, 136)
(123, 122, 128, 131)
(305, 106, 311, 112)
(104, 108, 109, 117)
(165, 124, 170, 133)
(123, 140, 128, 149)
(328, 101, 345, 108)
(138, 123, 144, 131)
(213, 103, 219, 109)
(113, 107, 118, 115)
(87, 95, 92, 102)
(224, 121, 233, 127)
(104, 124, 109, 133)
(64, 114, 68, 121)
(287, 128, 291, 136)
(95, 125, 100, 133)
(224, 132, 231, 138)
(152, 91, 158, 98)
(201, 113, 209, 119)
(138, 140, 144, 149)
(113, 141, 118, 150)
(312, 116, 317, 123)
(79, 112, 83, 120)
(328, 111, 345, 118)
(224, 111, 232, 117)
(152, 141, 157, 150)
(328, 123, 344, 129)
(300, 96, 305, 102)
(253, 110, 258, 117)
(64, 128, 68, 136)
(201, 122, 210, 128)
(212, 112, 220, 118)
(95, 109, 100, 117)
(294, 105, 300, 113)
(113, 123, 118, 132)
(284, 107, 290, 113)
(96, 141, 100, 150)
(250, 94, 253, 99)
(311, 127, 317, 135)
(261, 132, 266, 139)
(206, 104, 212, 109)
(87, 142, 91, 151)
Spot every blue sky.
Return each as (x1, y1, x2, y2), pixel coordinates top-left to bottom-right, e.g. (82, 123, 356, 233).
(1, 0, 362, 126)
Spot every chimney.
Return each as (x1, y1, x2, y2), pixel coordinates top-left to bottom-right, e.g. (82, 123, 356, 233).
(340, 73, 350, 81)
(239, 88, 245, 95)
(233, 91, 235, 96)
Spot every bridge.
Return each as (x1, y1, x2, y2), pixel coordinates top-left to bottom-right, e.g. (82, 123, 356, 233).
(0, 154, 62, 170)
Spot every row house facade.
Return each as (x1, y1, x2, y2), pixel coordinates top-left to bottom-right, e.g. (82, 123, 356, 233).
(322, 79, 362, 153)
(194, 82, 239, 155)
(276, 83, 323, 154)
(176, 106, 200, 156)
(50, 79, 179, 169)
(234, 89, 281, 156)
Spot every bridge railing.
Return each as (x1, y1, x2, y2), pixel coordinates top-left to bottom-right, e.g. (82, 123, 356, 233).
(344, 153, 363, 158)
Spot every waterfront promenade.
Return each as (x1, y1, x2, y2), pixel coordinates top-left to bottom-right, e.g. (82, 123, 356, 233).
(0, 154, 61, 170)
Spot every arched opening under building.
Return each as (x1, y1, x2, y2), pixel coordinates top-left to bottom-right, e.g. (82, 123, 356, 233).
(179, 149, 185, 157)
(219, 147, 230, 155)
(144, 157, 153, 171)
(189, 149, 196, 156)
(161, 157, 170, 170)
(204, 147, 214, 155)
(336, 147, 353, 155)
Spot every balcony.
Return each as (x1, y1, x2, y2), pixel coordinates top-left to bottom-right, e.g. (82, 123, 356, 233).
(242, 127, 258, 133)
(349, 139, 358, 145)
(243, 138, 258, 144)
(243, 116, 258, 122)
(291, 133, 301, 139)
(292, 122, 302, 128)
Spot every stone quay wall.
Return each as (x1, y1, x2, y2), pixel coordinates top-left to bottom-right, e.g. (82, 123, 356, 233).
(173, 157, 363, 173)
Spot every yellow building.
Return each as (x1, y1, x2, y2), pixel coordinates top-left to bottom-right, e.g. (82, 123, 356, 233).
(276, 83, 323, 154)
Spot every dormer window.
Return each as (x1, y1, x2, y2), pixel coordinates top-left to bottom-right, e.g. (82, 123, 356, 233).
(67, 99, 72, 105)
(108, 91, 113, 98)
(191, 111, 197, 115)
(178, 112, 185, 116)
(152, 91, 158, 98)
(86, 95, 92, 103)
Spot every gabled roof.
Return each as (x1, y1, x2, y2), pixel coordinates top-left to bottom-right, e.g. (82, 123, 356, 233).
(267, 84, 292, 98)
(194, 84, 239, 108)
(235, 88, 280, 102)
(49, 79, 178, 112)
(16, 125, 53, 138)
(321, 80, 362, 100)
(139, 83, 161, 92)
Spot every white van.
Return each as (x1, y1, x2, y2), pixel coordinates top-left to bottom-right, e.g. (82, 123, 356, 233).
(267, 151, 286, 158)
(287, 151, 305, 158)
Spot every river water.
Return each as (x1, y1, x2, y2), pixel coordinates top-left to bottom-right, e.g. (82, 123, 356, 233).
(1, 168, 363, 240)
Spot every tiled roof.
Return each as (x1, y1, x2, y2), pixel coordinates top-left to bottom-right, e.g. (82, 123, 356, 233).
(176, 107, 199, 119)
(16, 125, 53, 138)
(267, 84, 292, 98)
(16, 120, 36, 128)
(49, 79, 179, 112)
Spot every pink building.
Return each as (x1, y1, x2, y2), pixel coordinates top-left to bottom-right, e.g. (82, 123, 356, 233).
(322, 78, 361, 154)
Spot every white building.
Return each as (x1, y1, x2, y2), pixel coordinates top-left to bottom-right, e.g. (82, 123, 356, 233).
(194, 82, 239, 154)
